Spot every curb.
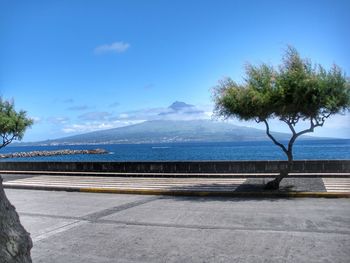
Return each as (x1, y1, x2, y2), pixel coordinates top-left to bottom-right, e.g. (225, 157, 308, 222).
(1, 170, 350, 178)
(4, 184, 350, 198)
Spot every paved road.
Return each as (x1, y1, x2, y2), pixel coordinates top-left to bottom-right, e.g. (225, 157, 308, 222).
(5, 189, 350, 263)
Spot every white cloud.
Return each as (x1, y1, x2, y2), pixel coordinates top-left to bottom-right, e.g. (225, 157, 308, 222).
(62, 120, 144, 134)
(31, 116, 41, 124)
(94, 41, 130, 54)
(47, 116, 70, 125)
(78, 111, 112, 121)
(59, 102, 212, 135)
(62, 123, 114, 133)
(111, 103, 213, 122)
(118, 113, 129, 119)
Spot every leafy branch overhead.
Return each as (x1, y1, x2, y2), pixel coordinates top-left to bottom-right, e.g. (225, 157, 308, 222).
(0, 98, 33, 149)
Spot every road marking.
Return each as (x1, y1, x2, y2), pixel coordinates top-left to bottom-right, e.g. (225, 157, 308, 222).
(32, 220, 87, 243)
(7, 176, 350, 193)
(323, 178, 350, 192)
(4, 175, 246, 192)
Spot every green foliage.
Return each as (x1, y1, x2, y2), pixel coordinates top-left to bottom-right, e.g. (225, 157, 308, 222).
(214, 47, 350, 123)
(0, 98, 33, 149)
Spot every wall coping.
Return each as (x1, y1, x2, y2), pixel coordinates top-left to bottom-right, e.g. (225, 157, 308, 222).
(0, 160, 349, 173)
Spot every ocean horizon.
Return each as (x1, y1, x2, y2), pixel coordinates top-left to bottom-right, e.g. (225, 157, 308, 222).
(1, 139, 349, 162)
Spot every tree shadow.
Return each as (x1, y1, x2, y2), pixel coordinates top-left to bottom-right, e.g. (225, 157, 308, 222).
(160, 177, 326, 203)
(160, 194, 283, 203)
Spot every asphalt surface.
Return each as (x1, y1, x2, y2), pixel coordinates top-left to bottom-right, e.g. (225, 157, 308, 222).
(5, 188, 350, 263)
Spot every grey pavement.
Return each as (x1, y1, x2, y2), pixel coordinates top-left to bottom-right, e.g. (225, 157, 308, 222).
(5, 188, 350, 263)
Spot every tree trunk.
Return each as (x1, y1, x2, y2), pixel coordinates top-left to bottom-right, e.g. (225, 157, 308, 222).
(0, 175, 32, 263)
(264, 169, 288, 190)
(265, 156, 293, 190)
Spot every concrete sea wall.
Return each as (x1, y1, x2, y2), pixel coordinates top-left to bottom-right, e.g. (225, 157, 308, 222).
(0, 160, 349, 174)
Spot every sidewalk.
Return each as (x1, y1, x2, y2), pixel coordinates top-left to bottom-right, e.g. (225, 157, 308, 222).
(3, 173, 350, 198)
(6, 189, 350, 262)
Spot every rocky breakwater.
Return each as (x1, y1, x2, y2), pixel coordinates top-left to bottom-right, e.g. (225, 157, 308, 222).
(0, 148, 108, 159)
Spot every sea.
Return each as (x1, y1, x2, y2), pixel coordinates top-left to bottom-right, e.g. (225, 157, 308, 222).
(1, 139, 350, 161)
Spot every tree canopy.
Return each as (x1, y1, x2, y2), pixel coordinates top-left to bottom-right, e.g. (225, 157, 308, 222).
(214, 47, 350, 126)
(0, 97, 33, 149)
(213, 46, 350, 189)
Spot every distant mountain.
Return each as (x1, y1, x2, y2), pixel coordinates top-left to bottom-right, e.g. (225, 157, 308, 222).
(23, 119, 310, 146)
(168, 101, 194, 111)
(158, 101, 202, 116)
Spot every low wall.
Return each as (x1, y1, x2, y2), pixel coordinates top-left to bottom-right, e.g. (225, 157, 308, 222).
(0, 160, 349, 174)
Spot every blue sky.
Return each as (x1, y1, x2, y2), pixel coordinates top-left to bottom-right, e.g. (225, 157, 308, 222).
(1, 0, 350, 141)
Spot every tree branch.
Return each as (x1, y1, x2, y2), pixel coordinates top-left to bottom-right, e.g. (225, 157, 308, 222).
(284, 118, 296, 135)
(285, 112, 331, 155)
(286, 115, 330, 155)
(263, 119, 289, 156)
(0, 134, 15, 150)
(315, 112, 331, 127)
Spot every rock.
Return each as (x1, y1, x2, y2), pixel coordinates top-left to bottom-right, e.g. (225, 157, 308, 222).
(0, 149, 109, 159)
(87, 148, 108, 154)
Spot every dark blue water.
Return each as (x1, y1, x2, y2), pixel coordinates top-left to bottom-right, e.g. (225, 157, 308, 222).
(1, 139, 349, 161)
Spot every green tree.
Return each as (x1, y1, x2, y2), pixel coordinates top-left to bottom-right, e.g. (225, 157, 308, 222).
(213, 47, 350, 190)
(0, 97, 33, 262)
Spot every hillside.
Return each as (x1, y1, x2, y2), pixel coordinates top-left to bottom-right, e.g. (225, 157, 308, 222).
(28, 120, 297, 145)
